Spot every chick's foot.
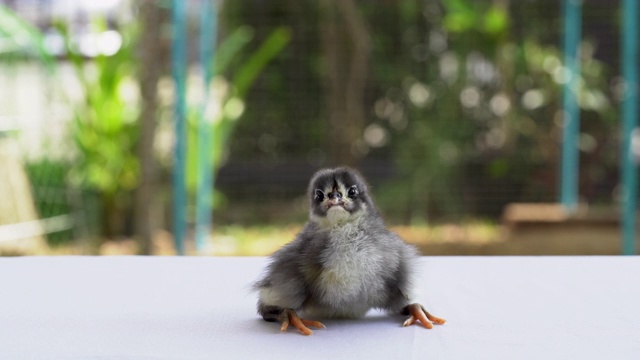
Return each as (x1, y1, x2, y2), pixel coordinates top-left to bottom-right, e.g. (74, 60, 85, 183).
(280, 309, 325, 336)
(402, 303, 446, 329)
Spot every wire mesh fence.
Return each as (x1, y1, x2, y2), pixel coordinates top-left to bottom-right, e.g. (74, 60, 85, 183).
(0, 0, 635, 255)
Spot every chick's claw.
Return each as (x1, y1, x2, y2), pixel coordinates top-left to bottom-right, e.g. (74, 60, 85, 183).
(426, 311, 447, 325)
(402, 303, 446, 329)
(281, 309, 325, 336)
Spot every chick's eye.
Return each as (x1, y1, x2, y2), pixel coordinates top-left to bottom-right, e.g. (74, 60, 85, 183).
(347, 185, 358, 198)
(314, 189, 325, 201)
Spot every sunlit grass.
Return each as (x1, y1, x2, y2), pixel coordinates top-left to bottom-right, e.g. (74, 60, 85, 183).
(210, 224, 302, 256)
(210, 221, 500, 256)
(2, 221, 500, 256)
(391, 221, 499, 245)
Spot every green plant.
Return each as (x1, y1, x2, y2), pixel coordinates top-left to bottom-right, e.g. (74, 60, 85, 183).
(24, 159, 74, 245)
(185, 26, 291, 207)
(56, 17, 140, 236)
(56, 15, 290, 234)
(0, 4, 54, 69)
(374, 0, 616, 221)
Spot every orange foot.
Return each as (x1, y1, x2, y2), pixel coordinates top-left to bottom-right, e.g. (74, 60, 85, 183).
(402, 303, 446, 329)
(280, 309, 325, 336)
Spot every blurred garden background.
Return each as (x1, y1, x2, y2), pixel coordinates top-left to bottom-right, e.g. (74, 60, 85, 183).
(0, 0, 637, 256)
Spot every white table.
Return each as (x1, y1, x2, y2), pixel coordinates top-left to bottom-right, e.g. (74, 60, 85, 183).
(1, 256, 638, 359)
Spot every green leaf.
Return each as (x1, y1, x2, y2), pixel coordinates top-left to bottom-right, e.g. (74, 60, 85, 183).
(442, 0, 476, 33)
(212, 25, 255, 76)
(488, 159, 509, 178)
(0, 4, 54, 71)
(232, 26, 292, 97)
(443, 12, 476, 33)
(442, 0, 474, 13)
(483, 7, 509, 35)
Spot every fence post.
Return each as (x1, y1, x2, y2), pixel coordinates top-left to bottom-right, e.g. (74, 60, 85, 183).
(195, 0, 218, 253)
(560, 0, 582, 213)
(620, 0, 639, 255)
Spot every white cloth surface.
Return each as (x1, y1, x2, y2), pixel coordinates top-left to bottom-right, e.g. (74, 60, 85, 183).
(0, 256, 639, 359)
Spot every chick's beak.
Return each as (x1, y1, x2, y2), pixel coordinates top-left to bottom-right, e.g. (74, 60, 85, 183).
(327, 198, 342, 207)
(327, 191, 344, 208)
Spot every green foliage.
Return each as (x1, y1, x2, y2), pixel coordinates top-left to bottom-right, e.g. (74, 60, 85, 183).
(56, 18, 140, 196)
(482, 7, 509, 35)
(1, 6, 71, 243)
(192, 0, 620, 222)
(0, 4, 54, 69)
(24, 159, 74, 245)
(442, 0, 508, 36)
(231, 27, 292, 97)
(372, 0, 615, 220)
(185, 26, 291, 196)
(442, 0, 476, 33)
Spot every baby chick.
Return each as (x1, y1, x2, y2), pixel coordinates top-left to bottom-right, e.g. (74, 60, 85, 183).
(254, 167, 445, 335)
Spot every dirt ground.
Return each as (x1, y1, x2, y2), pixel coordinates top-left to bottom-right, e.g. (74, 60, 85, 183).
(1, 221, 633, 257)
(412, 227, 626, 256)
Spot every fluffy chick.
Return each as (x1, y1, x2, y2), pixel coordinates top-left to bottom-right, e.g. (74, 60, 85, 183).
(254, 167, 445, 335)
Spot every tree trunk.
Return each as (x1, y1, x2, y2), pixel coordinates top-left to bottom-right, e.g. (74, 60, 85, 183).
(135, 1, 165, 255)
(320, 0, 372, 166)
